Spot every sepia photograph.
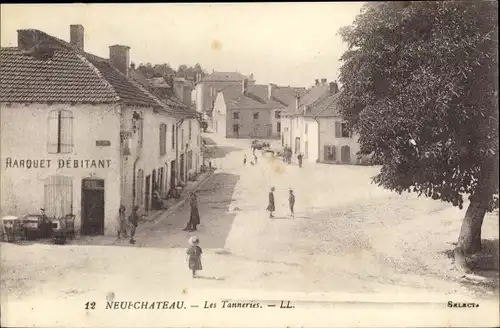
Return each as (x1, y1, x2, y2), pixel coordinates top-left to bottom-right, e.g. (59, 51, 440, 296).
(0, 2, 498, 327)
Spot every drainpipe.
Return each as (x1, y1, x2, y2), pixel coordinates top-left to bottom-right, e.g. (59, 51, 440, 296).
(314, 115, 320, 163)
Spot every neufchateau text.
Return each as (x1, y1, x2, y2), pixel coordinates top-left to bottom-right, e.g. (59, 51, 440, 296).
(105, 300, 269, 310)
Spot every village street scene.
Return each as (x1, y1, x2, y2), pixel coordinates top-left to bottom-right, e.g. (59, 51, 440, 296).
(1, 3, 499, 327)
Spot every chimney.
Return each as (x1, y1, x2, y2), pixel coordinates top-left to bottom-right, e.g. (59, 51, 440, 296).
(109, 45, 131, 77)
(315, 79, 319, 86)
(242, 79, 248, 95)
(321, 78, 327, 84)
(329, 81, 339, 95)
(70, 24, 84, 51)
(295, 91, 300, 110)
(17, 29, 41, 51)
(268, 83, 274, 100)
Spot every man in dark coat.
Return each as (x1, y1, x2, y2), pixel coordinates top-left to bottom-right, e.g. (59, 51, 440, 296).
(183, 192, 200, 231)
(297, 153, 303, 168)
(288, 189, 295, 217)
(267, 187, 275, 218)
(128, 206, 139, 244)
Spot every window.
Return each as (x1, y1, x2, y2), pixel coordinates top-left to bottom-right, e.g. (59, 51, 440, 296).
(253, 112, 259, 121)
(172, 124, 175, 149)
(324, 145, 336, 162)
(137, 116, 143, 147)
(211, 100, 215, 110)
(188, 120, 192, 141)
(181, 129, 184, 148)
(305, 123, 308, 134)
(48, 110, 73, 153)
(210, 87, 214, 97)
(336, 121, 351, 138)
(159, 123, 167, 156)
(275, 111, 281, 119)
(277, 122, 281, 134)
(295, 137, 300, 154)
(305, 141, 308, 157)
(44, 175, 72, 219)
(341, 122, 351, 138)
(233, 112, 240, 119)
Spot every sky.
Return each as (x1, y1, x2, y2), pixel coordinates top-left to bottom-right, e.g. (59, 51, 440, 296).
(1, 3, 364, 88)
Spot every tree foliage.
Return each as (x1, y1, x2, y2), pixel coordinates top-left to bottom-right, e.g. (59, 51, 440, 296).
(338, 1, 499, 211)
(136, 62, 207, 80)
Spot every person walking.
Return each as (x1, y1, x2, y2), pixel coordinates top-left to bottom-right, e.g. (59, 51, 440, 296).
(288, 189, 295, 218)
(254, 153, 258, 164)
(297, 153, 303, 168)
(186, 236, 203, 278)
(117, 205, 128, 239)
(243, 154, 247, 165)
(128, 206, 139, 244)
(267, 187, 275, 218)
(183, 192, 200, 231)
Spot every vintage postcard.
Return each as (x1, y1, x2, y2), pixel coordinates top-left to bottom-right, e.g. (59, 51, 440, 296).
(1, 2, 499, 327)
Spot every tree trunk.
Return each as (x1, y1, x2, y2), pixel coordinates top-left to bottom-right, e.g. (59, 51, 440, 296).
(457, 201, 486, 255)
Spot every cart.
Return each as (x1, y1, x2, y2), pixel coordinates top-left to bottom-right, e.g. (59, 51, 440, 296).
(52, 214, 75, 245)
(1, 216, 23, 243)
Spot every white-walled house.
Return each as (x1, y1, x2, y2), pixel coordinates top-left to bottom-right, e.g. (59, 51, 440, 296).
(281, 80, 364, 164)
(0, 25, 200, 236)
(212, 80, 305, 139)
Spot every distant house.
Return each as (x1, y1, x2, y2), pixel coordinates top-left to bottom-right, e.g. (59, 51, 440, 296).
(213, 79, 305, 139)
(193, 71, 254, 119)
(281, 79, 364, 164)
(0, 24, 200, 236)
(172, 77, 195, 106)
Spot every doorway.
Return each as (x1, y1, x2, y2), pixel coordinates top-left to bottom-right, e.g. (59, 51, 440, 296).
(152, 169, 157, 191)
(341, 145, 351, 163)
(81, 178, 105, 236)
(170, 160, 176, 190)
(145, 175, 151, 212)
(180, 154, 185, 182)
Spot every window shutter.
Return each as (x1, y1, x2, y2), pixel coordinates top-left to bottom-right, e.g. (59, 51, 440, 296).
(47, 111, 59, 153)
(324, 145, 330, 161)
(335, 122, 341, 138)
(331, 145, 337, 161)
(59, 110, 73, 153)
(44, 176, 73, 219)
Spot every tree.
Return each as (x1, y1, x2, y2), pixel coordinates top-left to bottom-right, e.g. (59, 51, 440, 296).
(337, 1, 498, 255)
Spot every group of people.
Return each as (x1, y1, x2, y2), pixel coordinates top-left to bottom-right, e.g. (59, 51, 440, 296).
(282, 145, 304, 168)
(267, 186, 295, 218)
(116, 205, 139, 244)
(243, 153, 258, 166)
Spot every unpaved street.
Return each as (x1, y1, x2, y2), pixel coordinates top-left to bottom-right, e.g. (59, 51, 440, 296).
(1, 134, 499, 327)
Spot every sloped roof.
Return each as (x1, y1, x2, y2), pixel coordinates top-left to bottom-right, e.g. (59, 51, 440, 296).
(304, 92, 342, 118)
(129, 69, 199, 118)
(0, 47, 119, 103)
(149, 77, 170, 88)
(0, 28, 182, 112)
(281, 83, 331, 117)
(219, 84, 304, 110)
(203, 71, 250, 82)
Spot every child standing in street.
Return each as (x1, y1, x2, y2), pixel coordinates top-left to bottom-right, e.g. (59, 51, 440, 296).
(186, 236, 203, 278)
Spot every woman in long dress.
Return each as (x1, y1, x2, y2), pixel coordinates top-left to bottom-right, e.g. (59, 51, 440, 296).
(183, 192, 200, 231)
